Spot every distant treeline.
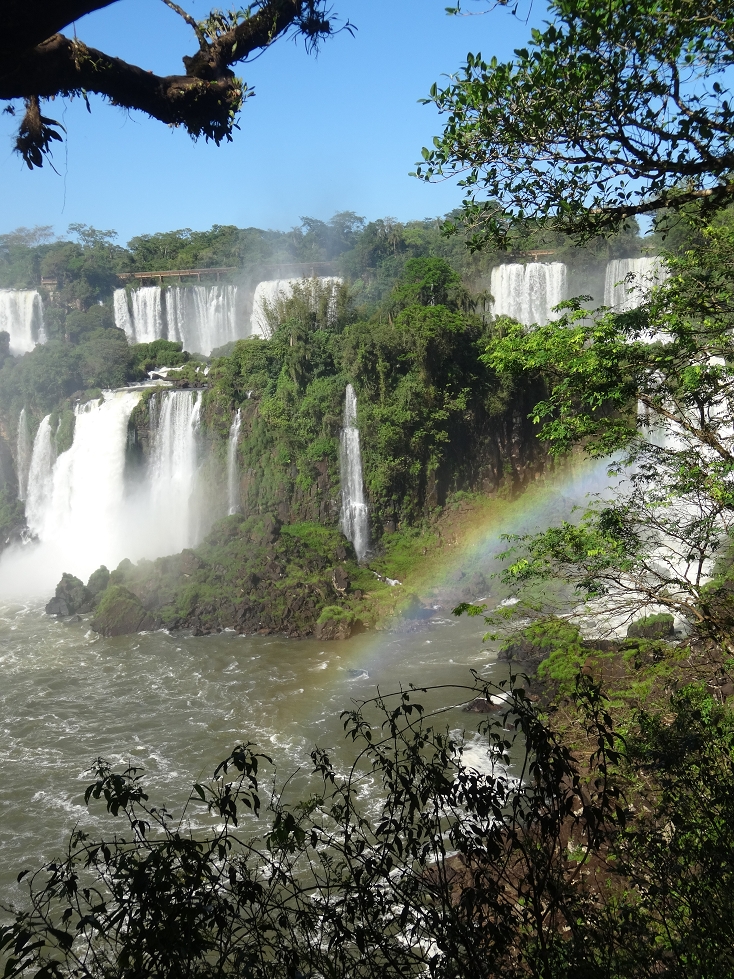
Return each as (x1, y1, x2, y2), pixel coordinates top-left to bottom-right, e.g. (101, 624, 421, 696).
(0, 210, 649, 315)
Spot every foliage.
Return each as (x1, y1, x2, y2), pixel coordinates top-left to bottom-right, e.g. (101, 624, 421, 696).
(418, 0, 734, 245)
(200, 261, 536, 534)
(484, 225, 734, 647)
(5, 677, 734, 978)
(1, 1, 342, 168)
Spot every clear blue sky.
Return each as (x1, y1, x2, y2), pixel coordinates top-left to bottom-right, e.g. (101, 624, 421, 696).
(0, 0, 537, 244)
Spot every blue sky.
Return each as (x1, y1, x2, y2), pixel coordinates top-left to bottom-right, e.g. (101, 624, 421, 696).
(0, 0, 537, 244)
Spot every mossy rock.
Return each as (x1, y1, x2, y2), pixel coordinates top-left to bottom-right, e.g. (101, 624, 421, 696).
(46, 572, 94, 615)
(627, 613, 675, 640)
(91, 585, 159, 637)
(315, 605, 355, 640)
(86, 565, 110, 597)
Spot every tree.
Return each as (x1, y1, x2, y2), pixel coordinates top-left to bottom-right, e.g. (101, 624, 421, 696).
(4, 677, 734, 978)
(1, 0, 349, 170)
(482, 225, 734, 647)
(417, 0, 734, 246)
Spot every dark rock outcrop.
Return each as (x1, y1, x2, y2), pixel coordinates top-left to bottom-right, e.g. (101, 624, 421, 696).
(90, 585, 159, 637)
(627, 614, 675, 640)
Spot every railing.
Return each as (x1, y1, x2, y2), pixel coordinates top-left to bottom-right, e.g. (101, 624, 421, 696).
(117, 267, 237, 283)
(117, 261, 338, 284)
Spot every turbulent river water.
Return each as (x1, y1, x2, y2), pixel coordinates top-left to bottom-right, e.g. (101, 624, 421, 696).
(0, 601, 507, 903)
(0, 455, 612, 907)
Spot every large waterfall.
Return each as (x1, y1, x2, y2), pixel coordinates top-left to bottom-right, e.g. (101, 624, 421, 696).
(147, 390, 202, 554)
(227, 409, 242, 515)
(339, 384, 369, 561)
(250, 277, 342, 338)
(16, 408, 31, 501)
(490, 263, 567, 326)
(2, 388, 205, 596)
(604, 257, 667, 311)
(114, 285, 241, 355)
(0, 290, 46, 355)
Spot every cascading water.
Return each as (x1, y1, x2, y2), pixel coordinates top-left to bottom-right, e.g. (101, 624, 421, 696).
(24, 415, 55, 536)
(250, 277, 342, 338)
(227, 409, 242, 515)
(0, 290, 46, 355)
(16, 408, 31, 501)
(604, 257, 667, 311)
(40, 391, 143, 558)
(147, 390, 202, 554)
(167, 285, 240, 355)
(489, 263, 567, 326)
(114, 285, 241, 355)
(2, 388, 207, 597)
(339, 384, 369, 561)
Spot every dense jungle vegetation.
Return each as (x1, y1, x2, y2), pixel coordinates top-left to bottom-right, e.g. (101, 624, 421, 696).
(6, 0, 734, 967)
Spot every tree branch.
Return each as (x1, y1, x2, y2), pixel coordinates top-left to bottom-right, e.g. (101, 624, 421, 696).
(0, 0, 121, 60)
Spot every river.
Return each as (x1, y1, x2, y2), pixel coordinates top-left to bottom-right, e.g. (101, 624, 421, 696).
(0, 455, 610, 905)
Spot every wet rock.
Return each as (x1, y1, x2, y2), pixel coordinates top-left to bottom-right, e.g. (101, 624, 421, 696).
(45, 596, 70, 616)
(179, 549, 203, 576)
(332, 566, 350, 595)
(627, 614, 675, 640)
(86, 565, 110, 597)
(315, 606, 354, 640)
(91, 586, 158, 637)
(463, 697, 497, 713)
(46, 572, 94, 615)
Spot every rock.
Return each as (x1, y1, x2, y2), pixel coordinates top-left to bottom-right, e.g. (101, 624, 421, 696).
(335, 544, 348, 562)
(315, 606, 354, 640)
(315, 618, 353, 640)
(179, 549, 203, 576)
(627, 614, 675, 640)
(463, 697, 497, 713)
(86, 565, 110, 597)
(46, 572, 94, 615)
(332, 566, 350, 594)
(45, 596, 70, 616)
(91, 586, 158, 637)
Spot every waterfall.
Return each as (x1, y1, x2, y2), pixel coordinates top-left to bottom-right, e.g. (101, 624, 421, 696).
(115, 285, 241, 355)
(25, 415, 55, 535)
(489, 262, 567, 326)
(0, 290, 46, 355)
(113, 289, 134, 338)
(227, 409, 242, 515)
(148, 390, 202, 554)
(42, 391, 143, 555)
(131, 287, 164, 344)
(339, 384, 369, 561)
(16, 409, 31, 501)
(604, 257, 668, 311)
(167, 285, 240, 355)
(250, 277, 342, 338)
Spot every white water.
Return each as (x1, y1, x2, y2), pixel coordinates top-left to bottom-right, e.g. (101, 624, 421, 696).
(604, 257, 668, 311)
(147, 390, 202, 553)
(0, 290, 46, 355)
(0, 389, 205, 597)
(166, 286, 240, 355)
(250, 277, 342, 338)
(339, 384, 369, 561)
(490, 263, 567, 326)
(16, 408, 31, 501)
(24, 415, 55, 535)
(227, 409, 242, 515)
(114, 285, 241, 355)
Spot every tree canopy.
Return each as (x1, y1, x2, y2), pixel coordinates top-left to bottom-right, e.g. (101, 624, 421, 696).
(1, 0, 346, 169)
(417, 0, 734, 246)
